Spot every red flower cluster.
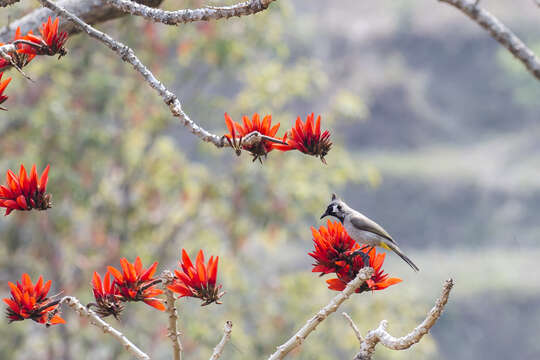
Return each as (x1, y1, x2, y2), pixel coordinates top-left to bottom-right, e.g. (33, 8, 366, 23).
(224, 112, 331, 163)
(0, 164, 51, 216)
(3, 273, 64, 326)
(276, 113, 332, 163)
(0, 72, 11, 110)
(0, 17, 68, 110)
(89, 271, 124, 319)
(107, 257, 165, 311)
(18, 17, 68, 58)
(309, 220, 401, 293)
(310, 220, 360, 276)
(10, 28, 36, 68)
(167, 249, 224, 306)
(224, 113, 284, 162)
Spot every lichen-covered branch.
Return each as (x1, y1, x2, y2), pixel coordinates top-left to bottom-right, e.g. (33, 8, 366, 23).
(36, 0, 226, 147)
(267, 267, 374, 360)
(106, 0, 277, 26)
(352, 279, 454, 360)
(439, 0, 540, 80)
(0, 0, 20, 7)
(60, 296, 150, 360)
(0, 0, 163, 43)
(162, 271, 183, 360)
(36, 0, 285, 150)
(209, 321, 233, 360)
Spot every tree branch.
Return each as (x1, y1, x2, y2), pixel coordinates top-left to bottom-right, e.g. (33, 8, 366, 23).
(162, 271, 183, 360)
(0, 0, 20, 7)
(267, 267, 374, 360)
(352, 279, 454, 360)
(60, 296, 151, 360)
(0, 0, 164, 43)
(36, 0, 284, 151)
(342, 312, 363, 343)
(105, 0, 277, 26)
(209, 321, 233, 360)
(35, 0, 225, 147)
(439, 0, 540, 80)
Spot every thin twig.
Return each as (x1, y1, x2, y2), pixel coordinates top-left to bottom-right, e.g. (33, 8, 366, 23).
(342, 312, 363, 342)
(267, 267, 374, 360)
(105, 0, 277, 26)
(60, 296, 150, 360)
(209, 321, 233, 360)
(162, 271, 183, 360)
(439, 0, 540, 80)
(353, 279, 454, 360)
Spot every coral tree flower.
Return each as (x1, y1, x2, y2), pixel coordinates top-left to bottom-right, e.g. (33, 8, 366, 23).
(20, 17, 68, 57)
(10, 28, 36, 68)
(275, 113, 332, 163)
(224, 112, 286, 162)
(0, 164, 52, 216)
(309, 220, 360, 276)
(167, 249, 224, 306)
(0, 72, 11, 110)
(89, 271, 124, 319)
(0, 53, 9, 71)
(325, 247, 402, 293)
(3, 273, 65, 326)
(107, 257, 165, 311)
(310, 221, 401, 293)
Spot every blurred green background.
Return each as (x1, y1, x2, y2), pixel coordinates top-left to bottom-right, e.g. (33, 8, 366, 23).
(1, 0, 540, 359)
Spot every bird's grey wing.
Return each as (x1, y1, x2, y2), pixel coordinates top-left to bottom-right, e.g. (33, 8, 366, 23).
(350, 215, 396, 244)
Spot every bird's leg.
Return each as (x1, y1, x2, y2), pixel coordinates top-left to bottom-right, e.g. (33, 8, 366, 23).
(350, 245, 373, 267)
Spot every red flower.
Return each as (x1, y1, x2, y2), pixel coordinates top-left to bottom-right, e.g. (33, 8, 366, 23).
(0, 164, 52, 216)
(0, 50, 8, 70)
(11, 27, 36, 68)
(107, 257, 165, 311)
(89, 271, 124, 319)
(3, 273, 65, 326)
(19, 17, 67, 57)
(0, 72, 11, 110)
(167, 249, 224, 306)
(224, 112, 286, 162)
(309, 220, 360, 276)
(326, 247, 402, 293)
(274, 113, 332, 163)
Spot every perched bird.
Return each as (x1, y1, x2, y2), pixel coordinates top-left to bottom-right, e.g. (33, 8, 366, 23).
(320, 194, 419, 271)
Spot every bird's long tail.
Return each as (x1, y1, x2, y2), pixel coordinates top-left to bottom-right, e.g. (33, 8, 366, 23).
(381, 241, 420, 271)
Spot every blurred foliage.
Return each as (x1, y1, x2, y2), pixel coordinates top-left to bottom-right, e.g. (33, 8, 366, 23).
(0, 1, 432, 360)
(4, 0, 539, 359)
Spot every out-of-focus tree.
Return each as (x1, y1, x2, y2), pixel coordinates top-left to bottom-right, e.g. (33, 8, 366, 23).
(1, 0, 538, 359)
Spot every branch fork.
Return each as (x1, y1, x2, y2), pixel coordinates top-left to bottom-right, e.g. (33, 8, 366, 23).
(267, 267, 374, 360)
(345, 279, 454, 360)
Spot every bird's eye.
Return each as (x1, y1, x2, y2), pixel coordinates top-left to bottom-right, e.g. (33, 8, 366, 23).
(337, 205, 342, 211)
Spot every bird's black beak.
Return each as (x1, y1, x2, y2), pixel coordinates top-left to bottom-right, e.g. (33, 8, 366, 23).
(320, 207, 331, 220)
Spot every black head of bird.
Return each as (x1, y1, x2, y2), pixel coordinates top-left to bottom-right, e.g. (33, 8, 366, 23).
(320, 193, 347, 223)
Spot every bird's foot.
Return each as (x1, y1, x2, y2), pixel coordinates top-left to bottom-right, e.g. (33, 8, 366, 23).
(350, 247, 372, 267)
